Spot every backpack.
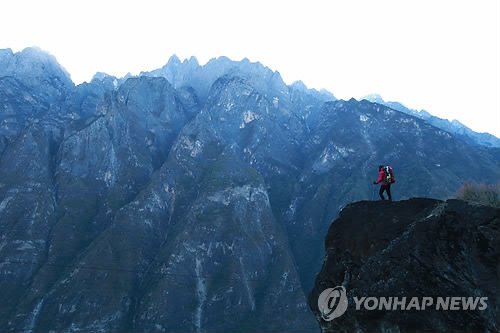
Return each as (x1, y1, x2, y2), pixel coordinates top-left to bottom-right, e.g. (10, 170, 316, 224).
(384, 166, 395, 184)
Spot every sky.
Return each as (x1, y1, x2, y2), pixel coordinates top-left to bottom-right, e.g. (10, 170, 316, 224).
(1, 0, 499, 137)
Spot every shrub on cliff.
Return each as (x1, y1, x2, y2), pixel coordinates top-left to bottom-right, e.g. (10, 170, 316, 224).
(456, 182, 500, 207)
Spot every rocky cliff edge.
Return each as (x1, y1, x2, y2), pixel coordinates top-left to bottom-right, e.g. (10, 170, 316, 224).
(309, 198, 499, 333)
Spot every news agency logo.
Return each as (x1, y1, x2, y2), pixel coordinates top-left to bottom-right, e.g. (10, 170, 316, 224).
(318, 286, 489, 321)
(317, 286, 348, 321)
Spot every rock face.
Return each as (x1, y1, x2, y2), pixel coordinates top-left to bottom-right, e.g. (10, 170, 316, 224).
(309, 198, 499, 333)
(0, 47, 499, 332)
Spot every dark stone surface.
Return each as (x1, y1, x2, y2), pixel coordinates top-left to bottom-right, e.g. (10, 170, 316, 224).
(309, 198, 499, 333)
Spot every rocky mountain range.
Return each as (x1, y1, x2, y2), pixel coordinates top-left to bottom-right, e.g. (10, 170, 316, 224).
(0, 47, 499, 332)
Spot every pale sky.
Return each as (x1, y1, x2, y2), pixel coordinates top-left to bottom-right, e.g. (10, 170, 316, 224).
(1, 0, 499, 137)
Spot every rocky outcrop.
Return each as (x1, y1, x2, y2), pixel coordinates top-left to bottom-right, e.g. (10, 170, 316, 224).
(309, 198, 499, 333)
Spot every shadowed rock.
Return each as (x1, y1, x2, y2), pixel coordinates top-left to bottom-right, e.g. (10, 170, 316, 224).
(309, 198, 499, 333)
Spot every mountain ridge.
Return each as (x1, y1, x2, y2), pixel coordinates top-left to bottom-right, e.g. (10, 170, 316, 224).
(9, 46, 492, 145)
(93, 52, 499, 147)
(362, 93, 500, 147)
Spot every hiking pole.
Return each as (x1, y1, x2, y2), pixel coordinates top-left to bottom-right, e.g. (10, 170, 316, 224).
(372, 183, 375, 200)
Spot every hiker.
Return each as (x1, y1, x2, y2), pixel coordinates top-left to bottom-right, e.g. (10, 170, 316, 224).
(374, 165, 395, 201)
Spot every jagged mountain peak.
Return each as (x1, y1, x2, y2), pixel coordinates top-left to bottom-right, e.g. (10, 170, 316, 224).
(139, 54, 338, 112)
(167, 53, 181, 65)
(91, 72, 114, 81)
(0, 47, 74, 105)
(290, 80, 336, 102)
(185, 55, 199, 65)
(362, 94, 413, 112)
(451, 119, 466, 128)
(19, 46, 56, 61)
(207, 55, 231, 64)
(319, 88, 335, 98)
(18, 47, 72, 83)
(142, 54, 292, 103)
(165, 54, 199, 67)
(157, 54, 201, 75)
(205, 55, 274, 77)
(0, 47, 73, 82)
(290, 80, 308, 91)
(0, 47, 14, 57)
(361, 93, 385, 104)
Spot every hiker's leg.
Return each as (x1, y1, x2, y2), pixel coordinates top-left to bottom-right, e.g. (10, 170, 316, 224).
(379, 186, 385, 200)
(386, 185, 392, 201)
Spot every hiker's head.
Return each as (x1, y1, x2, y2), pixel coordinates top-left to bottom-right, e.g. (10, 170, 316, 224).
(378, 165, 384, 171)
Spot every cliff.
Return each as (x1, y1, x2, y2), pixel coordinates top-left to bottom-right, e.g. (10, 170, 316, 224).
(309, 198, 499, 333)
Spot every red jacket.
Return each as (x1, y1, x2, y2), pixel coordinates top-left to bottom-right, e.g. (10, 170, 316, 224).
(375, 167, 394, 185)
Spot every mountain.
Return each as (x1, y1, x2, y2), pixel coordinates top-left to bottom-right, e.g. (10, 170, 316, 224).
(362, 94, 500, 148)
(142, 55, 335, 103)
(0, 47, 499, 332)
(309, 198, 499, 332)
